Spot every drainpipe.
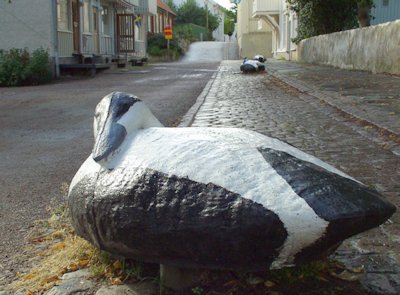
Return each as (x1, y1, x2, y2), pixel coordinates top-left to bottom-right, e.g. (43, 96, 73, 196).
(51, 0, 60, 78)
(287, 17, 291, 61)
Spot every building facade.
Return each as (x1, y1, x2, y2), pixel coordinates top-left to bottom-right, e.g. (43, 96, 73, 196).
(236, 0, 273, 58)
(148, 0, 177, 34)
(251, 0, 297, 60)
(0, 0, 156, 75)
(371, 0, 400, 25)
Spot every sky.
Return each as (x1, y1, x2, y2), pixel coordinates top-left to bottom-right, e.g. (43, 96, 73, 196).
(214, 0, 234, 9)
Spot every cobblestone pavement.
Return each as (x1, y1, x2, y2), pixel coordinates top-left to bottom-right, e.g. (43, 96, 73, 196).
(266, 60, 400, 156)
(183, 60, 400, 294)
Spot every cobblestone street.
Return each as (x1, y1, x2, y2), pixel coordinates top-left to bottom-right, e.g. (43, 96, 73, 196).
(186, 60, 400, 294)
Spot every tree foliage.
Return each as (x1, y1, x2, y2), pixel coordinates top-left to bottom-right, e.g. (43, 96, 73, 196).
(288, 0, 374, 43)
(175, 0, 220, 33)
(223, 6, 236, 34)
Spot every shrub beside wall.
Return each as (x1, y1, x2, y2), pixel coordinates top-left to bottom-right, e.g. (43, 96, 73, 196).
(0, 48, 52, 86)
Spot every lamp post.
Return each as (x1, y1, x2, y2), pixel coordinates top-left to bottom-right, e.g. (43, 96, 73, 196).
(205, 0, 208, 31)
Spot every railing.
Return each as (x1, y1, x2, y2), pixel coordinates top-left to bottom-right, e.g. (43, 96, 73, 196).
(57, 31, 73, 57)
(134, 40, 146, 57)
(82, 34, 94, 54)
(100, 35, 113, 55)
(253, 0, 280, 15)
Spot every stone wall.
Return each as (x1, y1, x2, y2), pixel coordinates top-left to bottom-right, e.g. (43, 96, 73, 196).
(297, 20, 400, 75)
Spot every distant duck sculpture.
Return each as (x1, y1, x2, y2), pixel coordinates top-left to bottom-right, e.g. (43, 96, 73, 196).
(254, 54, 266, 62)
(240, 56, 265, 73)
(68, 92, 395, 272)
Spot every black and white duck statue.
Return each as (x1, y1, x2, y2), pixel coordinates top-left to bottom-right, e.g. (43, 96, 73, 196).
(68, 91, 395, 273)
(240, 56, 266, 73)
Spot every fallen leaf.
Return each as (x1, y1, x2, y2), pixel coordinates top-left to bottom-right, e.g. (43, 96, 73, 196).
(247, 276, 264, 285)
(78, 259, 89, 268)
(330, 270, 358, 281)
(111, 277, 123, 285)
(51, 242, 66, 251)
(24, 273, 37, 280)
(264, 280, 276, 288)
(350, 266, 365, 273)
(112, 260, 122, 270)
(26, 290, 35, 295)
(66, 263, 79, 272)
(43, 275, 60, 284)
(223, 280, 240, 287)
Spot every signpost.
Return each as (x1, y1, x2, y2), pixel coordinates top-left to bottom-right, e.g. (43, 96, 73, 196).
(164, 25, 173, 61)
(164, 25, 172, 40)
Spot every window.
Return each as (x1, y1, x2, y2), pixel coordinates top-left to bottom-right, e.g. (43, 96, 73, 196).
(57, 0, 71, 31)
(83, 0, 90, 32)
(101, 6, 110, 35)
(383, 0, 389, 6)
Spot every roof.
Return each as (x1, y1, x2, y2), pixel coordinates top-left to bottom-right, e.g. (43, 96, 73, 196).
(157, 0, 177, 16)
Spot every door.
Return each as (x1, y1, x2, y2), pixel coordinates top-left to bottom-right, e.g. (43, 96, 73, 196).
(117, 14, 135, 53)
(92, 7, 100, 54)
(72, 0, 80, 54)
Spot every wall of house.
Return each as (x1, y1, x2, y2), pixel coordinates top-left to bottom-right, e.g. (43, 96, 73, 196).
(371, 0, 400, 25)
(297, 20, 400, 75)
(237, 0, 273, 58)
(240, 32, 273, 59)
(0, 0, 54, 55)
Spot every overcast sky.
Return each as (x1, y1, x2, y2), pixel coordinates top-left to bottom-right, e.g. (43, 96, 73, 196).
(214, 0, 234, 9)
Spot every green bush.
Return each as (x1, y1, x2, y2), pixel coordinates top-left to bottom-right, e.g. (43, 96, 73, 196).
(0, 48, 30, 86)
(0, 47, 52, 86)
(148, 45, 163, 57)
(27, 48, 52, 84)
(147, 33, 184, 58)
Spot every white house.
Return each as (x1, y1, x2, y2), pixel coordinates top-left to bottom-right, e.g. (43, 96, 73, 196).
(371, 0, 400, 25)
(0, 0, 156, 76)
(236, 0, 274, 58)
(251, 0, 297, 60)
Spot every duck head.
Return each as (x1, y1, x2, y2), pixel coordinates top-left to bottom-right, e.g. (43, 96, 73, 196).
(92, 91, 163, 162)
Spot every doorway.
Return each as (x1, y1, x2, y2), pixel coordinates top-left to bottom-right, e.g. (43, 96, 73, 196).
(72, 0, 80, 54)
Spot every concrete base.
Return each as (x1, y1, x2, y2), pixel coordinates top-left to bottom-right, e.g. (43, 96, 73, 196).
(159, 264, 203, 290)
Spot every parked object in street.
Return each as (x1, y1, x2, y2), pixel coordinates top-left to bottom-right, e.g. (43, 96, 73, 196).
(240, 57, 265, 73)
(68, 92, 395, 272)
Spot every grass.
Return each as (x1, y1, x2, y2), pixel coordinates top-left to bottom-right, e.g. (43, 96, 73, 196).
(7, 184, 157, 294)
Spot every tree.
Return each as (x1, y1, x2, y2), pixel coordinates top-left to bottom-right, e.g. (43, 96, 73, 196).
(223, 6, 236, 35)
(288, 0, 374, 43)
(175, 0, 220, 32)
(164, 0, 178, 14)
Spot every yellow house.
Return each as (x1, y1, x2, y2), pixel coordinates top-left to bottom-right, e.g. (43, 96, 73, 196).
(252, 0, 297, 60)
(236, 0, 273, 59)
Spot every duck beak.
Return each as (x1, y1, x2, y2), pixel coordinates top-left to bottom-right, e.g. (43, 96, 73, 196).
(92, 120, 127, 162)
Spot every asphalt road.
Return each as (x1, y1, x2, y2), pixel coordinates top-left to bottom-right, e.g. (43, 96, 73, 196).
(0, 41, 238, 286)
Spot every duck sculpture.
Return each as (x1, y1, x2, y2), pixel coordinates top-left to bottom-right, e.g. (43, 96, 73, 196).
(68, 92, 395, 272)
(240, 57, 265, 73)
(254, 54, 266, 63)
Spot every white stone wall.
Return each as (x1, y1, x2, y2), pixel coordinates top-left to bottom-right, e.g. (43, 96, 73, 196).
(0, 0, 54, 55)
(297, 20, 400, 75)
